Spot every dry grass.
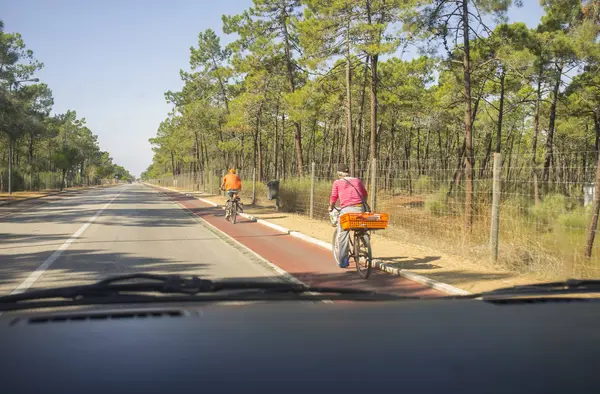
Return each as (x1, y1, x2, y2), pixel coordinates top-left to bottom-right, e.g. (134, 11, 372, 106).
(0, 191, 49, 204)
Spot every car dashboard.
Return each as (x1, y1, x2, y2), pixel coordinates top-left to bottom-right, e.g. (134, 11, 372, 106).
(1, 299, 599, 393)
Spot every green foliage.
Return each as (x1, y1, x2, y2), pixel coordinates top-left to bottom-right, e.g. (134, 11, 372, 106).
(413, 175, 434, 194)
(424, 188, 450, 216)
(555, 206, 591, 233)
(528, 193, 567, 222)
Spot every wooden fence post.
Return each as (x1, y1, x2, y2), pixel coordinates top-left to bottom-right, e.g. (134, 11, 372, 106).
(585, 158, 600, 258)
(252, 167, 256, 205)
(489, 153, 502, 263)
(310, 162, 315, 218)
(370, 158, 377, 212)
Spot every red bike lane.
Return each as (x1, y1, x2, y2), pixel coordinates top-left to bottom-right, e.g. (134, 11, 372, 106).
(159, 188, 441, 297)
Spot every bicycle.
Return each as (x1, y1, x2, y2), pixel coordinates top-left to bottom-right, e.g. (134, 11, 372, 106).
(330, 208, 373, 279)
(223, 190, 243, 224)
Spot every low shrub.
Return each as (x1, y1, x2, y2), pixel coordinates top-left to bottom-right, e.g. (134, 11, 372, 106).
(528, 193, 567, 224)
(425, 188, 451, 216)
(555, 206, 591, 233)
(413, 176, 434, 194)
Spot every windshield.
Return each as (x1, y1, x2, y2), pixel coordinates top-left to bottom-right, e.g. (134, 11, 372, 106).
(1, 1, 599, 304)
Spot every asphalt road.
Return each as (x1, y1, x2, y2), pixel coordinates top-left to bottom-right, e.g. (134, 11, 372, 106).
(0, 184, 286, 295)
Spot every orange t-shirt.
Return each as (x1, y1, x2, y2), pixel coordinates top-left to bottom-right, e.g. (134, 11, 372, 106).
(223, 173, 242, 191)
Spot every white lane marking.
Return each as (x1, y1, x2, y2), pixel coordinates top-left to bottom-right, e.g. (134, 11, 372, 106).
(10, 186, 127, 295)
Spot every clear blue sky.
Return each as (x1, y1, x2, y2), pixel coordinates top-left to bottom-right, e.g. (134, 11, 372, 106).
(2, 0, 543, 177)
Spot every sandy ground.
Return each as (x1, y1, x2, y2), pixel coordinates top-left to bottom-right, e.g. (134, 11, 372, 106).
(0, 191, 49, 204)
(195, 191, 543, 293)
(0, 185, 116, 205)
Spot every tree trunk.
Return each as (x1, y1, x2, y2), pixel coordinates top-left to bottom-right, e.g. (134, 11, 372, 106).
(448, 72, 485, 195)
(366, 0, 377, 164)
(335, 122, 342, 166)
(194, 131, 202, 172)
(405, 127, 413, 195)
(416, 126, 421, 175)
(543, 63, 563, 193)
(60, 168, 66, 191)
(531, 67, 543, 204)
(202, 135, 209, 171)
(479, 132, 493, 178)
(319, 121, 329, 178)
(388, 118, 396, 190)
(258, 126, 263, 182)
(512, 125, 524, 187)
(369, 55, 378, 164)
(28, 133, 34, 166)
(274, 104, 279, 179)
(212, 57, 230, 114)
(281, 113, 286, 181)
(280, 9, 303, 176)
(439, 128, 447, 171)
(496, 68, 506, 154)
(170, 152, 175, 176)
(594, 112, 600, 163)
(345, 24, 355, 176)
(355, 57, 369, 177)
(309, 119, 316, 165)
(328, 122, 336, 177)
(8, 137, 13, 194)
(424, 127, 431, 173)
(253, 128, 259, 181)
(462, 0, 474, 232)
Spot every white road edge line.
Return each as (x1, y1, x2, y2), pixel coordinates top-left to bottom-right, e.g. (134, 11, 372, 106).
(148, 186, 309, 286)
(163, 196, 332, 304)
(171, 198, 306, 286)
(10, 186, 127, 295)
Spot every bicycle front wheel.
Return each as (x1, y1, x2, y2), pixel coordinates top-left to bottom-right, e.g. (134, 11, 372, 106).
(332, 228, 340, 265)
(225, 201, 231, 221)
(354, 232, 372, 279)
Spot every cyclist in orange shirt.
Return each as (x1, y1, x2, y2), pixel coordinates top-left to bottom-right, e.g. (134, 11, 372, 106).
(220, 169, 242, 220)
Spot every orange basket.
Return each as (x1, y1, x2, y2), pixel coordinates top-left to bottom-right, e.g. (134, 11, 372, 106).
(339, 212, 389, 231)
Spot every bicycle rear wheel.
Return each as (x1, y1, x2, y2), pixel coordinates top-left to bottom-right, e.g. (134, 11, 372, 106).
(354, 232, 372, 279)
(231, 203, 237, 224)
(224, 201, 231, 221)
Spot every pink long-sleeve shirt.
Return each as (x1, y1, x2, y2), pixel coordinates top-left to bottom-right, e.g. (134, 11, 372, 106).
(330, 177, 368, 208)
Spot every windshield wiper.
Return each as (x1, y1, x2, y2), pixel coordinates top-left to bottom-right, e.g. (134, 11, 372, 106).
(462, 279, 600, 301)
(0, 274, 410, 310)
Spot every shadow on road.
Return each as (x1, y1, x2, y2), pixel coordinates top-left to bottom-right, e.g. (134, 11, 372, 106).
(376, 256, 443, 270)
(0, 248, 209, 294)
(0, 233, 71, 247)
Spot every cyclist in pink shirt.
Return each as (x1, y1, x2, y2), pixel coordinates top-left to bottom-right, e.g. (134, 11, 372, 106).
(328, 164, 368, 268)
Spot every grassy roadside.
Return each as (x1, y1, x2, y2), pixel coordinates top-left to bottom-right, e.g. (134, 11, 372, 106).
(217, 177, 600, 281)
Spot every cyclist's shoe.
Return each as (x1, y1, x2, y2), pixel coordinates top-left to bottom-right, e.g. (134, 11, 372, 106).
(338, 257, 350, 268)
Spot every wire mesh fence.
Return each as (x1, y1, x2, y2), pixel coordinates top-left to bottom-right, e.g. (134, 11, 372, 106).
(147, 153, 600, 278)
